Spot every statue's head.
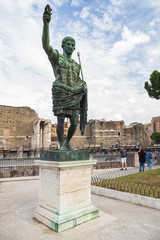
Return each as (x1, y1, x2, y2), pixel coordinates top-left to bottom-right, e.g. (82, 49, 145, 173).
(61, 36, 75, 48)
(61, 36, 75, 55)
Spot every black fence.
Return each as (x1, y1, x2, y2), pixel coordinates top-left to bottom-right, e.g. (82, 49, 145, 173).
(91, 178, 160, 198)
(91, 166, 160, 199)
(0, 158, 39, 178)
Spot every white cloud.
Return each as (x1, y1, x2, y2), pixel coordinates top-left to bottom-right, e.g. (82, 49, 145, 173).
(65, 20, 89, 38)
(0, 0, 160, 126)
(108, 26, 150, 58)
(80, 7, 90, 19)
(146, 0, 160, 8)
(71, 0, 83, 7)
(110, 0, 126, 6)
(51, 0, 69, 7)
(90, 13, 114, 32)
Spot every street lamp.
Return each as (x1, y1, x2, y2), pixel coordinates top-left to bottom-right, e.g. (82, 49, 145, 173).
(26, 136, 30, 158)
(86, 137, 90, 148)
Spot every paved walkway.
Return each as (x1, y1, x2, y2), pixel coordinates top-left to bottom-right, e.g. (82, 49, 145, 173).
(0, 178, 160, 240)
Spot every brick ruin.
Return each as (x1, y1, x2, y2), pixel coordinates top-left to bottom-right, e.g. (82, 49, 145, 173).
(0, 105, 38, 148)
(71, 119, 125, 148)
(151, 117, 160, 133)
(0, 105, 51, 158)
(70, 119, 152, 149)
(0, 105, 159, 157)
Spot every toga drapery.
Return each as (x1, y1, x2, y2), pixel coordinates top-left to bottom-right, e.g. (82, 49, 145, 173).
(48, 51, 88, 135)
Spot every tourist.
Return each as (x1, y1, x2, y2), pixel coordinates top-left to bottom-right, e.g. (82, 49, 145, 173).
(138, 148, 146, 172)
(120, 147, 127, 170)
(146, 149, 153, 170)
(115, 142, 119, 148)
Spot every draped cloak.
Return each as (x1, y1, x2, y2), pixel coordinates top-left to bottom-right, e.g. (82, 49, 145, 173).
(48, 51, 88, 136)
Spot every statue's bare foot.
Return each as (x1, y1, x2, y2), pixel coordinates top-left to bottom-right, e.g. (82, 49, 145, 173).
(64, 140, 74, 151)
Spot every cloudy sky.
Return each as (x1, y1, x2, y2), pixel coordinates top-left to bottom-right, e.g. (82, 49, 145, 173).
(0, 0, 160, 125)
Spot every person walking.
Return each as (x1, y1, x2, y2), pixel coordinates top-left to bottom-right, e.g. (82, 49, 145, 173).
(146, 149, 153, 170)
(138, 148, 146, 172)
(120, 147, 127, 170)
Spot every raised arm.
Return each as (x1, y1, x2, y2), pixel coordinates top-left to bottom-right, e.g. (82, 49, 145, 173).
(42, 5, 57, 57)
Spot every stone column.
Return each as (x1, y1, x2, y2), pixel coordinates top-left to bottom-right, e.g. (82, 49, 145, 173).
(0, 148, 3, 158)
(43, 120, 51, 149)
(34, 150, 99, 232)
(127, 152, 139, 167)
(31, 119, 40, 148)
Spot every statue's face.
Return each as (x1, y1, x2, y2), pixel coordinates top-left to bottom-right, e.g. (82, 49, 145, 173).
(63, 40, 75, 55)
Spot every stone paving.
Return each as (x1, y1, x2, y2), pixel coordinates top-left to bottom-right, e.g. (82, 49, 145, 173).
(0, 177, 160, 240)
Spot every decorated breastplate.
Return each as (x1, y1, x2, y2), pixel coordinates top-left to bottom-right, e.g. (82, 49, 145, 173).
(56, 55, 80, 86)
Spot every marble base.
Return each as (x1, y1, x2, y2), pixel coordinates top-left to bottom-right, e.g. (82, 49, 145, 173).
(34, 153, 99, 232)
(34, 204, 99, 232)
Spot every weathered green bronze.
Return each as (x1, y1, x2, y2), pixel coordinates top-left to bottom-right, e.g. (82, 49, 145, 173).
(42, 5, 88, 151)
(40, 150, 89, 162)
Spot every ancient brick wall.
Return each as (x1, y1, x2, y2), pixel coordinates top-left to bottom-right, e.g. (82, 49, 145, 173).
(95, 161, 121, 169)
(151, 117, 160, 133)
(71, 120, 125, 149)
(0, 105, 38, 148)
(70, 119, 151, 149)
(123, 122, 151, 147)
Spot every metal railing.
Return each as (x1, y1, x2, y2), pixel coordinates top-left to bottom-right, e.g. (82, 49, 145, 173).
(92, 178, 160, 198)
(0, 158, 39, 178)
(91, 166, 160, 199)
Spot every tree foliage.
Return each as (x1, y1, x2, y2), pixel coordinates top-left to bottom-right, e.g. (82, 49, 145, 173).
(144, 70, 160, 99)
(150, 132, 160, 141)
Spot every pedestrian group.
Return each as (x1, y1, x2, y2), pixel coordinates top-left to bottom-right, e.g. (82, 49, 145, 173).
(119, 147, 154, 172)
(138, 148, 153, 172)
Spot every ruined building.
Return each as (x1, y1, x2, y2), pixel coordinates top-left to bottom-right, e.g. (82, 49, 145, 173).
(123, 122, 151, 146)
(0, 105, 38, 149)
(0, 105, 51, 158)
(151, 117, 160, 133)
(31, 118, 51, 150)
(0, 104, 159, 157)
(70, 119, 152, 149)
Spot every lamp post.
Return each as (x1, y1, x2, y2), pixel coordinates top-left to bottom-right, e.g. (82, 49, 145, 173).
(26, 136, 30, 158)
(86, 137, 90, 148)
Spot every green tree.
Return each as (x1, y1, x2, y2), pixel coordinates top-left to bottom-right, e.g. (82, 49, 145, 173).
(150, 132, 160, 142)
(144, 70, 160, 99)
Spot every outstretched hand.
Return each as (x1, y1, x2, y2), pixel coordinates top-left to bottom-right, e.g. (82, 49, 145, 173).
(43, 4, 52, 24)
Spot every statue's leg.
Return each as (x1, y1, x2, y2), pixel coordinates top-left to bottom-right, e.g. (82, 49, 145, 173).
(56, 115, 65, 149)
(64, 114, 78, 150)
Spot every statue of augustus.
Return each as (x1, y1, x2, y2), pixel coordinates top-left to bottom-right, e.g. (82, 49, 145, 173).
(42, 5, 88, 150)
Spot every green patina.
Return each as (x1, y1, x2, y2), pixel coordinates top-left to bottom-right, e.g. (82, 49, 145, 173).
(47, 208, 99, 232)
(40, 150, 89, 162)
(42, 5, 88, 151)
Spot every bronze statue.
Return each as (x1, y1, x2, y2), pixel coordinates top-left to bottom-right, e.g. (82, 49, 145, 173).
(42, 5, 88, 150)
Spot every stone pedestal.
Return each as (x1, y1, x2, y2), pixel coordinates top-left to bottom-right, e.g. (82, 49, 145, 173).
(34, 150, 99, 232)
(127, 152, 139, 167)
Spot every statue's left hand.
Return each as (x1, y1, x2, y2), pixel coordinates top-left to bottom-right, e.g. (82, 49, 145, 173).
(82, 81, 88, 94)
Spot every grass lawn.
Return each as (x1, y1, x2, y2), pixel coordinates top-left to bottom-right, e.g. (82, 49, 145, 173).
(92, 168, 160, 198)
